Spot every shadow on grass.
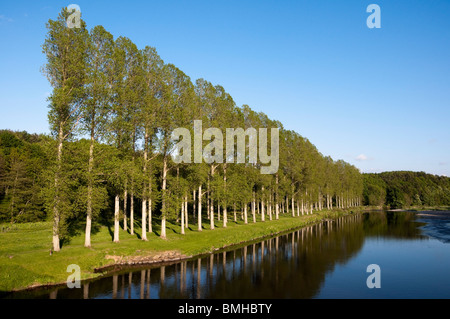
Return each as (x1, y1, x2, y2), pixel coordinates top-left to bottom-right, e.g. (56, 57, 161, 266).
(59, 211, 221, 246)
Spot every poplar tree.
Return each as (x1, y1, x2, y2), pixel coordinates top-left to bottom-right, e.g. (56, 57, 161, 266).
(81, 25, 114, 247)
(140, 46, 164, 239)
(42, 8, 88, 252)
(158, 64, 194, 239)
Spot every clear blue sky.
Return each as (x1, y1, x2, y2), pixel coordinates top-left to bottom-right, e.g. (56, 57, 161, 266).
(0, 0, 449, 176)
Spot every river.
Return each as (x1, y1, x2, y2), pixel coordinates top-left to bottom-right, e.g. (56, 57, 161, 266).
(5, 211, 450, 299)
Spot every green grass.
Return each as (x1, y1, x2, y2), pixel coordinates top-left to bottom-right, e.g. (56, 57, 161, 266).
(0, 209, 356, 292)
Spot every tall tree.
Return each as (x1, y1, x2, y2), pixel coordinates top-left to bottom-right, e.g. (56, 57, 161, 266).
(42, 8, 88, 252)
(158, 64, 194, 239)
(81, 25, 114, 247)
(140, 46, 164, 239)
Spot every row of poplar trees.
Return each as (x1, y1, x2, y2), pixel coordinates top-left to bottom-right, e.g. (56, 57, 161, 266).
(42, 9, 363, 252)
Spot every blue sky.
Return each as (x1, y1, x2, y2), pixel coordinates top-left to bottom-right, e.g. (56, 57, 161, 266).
(0, 0, 449, 176)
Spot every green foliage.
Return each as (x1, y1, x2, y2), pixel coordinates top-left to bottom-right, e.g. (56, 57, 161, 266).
(0, 130, 49, 223)
(363, 171, 450, 208)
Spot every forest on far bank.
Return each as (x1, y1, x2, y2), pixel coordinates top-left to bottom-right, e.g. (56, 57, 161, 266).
(363, 171, 450, 209)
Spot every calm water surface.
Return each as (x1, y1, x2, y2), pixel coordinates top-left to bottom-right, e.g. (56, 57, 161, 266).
(6, 211, 450, 299)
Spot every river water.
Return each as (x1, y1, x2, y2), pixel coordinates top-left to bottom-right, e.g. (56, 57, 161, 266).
(6, 211, 450, 299)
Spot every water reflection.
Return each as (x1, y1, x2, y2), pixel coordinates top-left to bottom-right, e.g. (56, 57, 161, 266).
(5, 211, 443, 299)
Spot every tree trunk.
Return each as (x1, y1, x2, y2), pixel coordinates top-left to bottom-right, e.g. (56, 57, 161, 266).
(114, 194, 120, 243)
(142, 130, 149, 240)
(244, 203, 248, 224)
(198, 185, 202, 231)
(210, 199, 215, 230)
(275, 174, 279, 220)
(130, 193, 134, 235)
(207, 175, 210, 220)
(161, 156, 168, 239)
(85, 136, 94, 248)
(142, 198, 147, 241)
(52, 125, 64, 252)
(252, 192, 256, 223)
(181, 197, 185, 235)
(285, 196, 289, 215)
(148, 178, 152, 233)
(210, 165, 215, 230)
(223, 165, 227, 228)
(193, 189, 196, 220)
(291, 196, 295, 217)
(223, 205, 227, 228)
(268, 198, 272, 221)
(123, 188, 127, 231)
(184, 195, 188, 229)
(261, 186, 265, 222)
(261, 199, 265, 222)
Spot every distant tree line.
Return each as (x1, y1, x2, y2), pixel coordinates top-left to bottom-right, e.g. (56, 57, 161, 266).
(0, 8, 363, 252)
(363, 171, 450, 209)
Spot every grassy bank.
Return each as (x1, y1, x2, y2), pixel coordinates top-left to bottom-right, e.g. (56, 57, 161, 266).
(0, 209, 358, 292)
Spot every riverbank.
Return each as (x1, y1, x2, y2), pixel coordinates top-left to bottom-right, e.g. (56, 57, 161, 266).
(361, 205, 450, 212)
(0, 209, 360, 293)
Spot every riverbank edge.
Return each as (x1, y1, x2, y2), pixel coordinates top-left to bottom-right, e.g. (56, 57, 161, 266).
(5, 208, 363, 294)
(93, 210, 356, 273)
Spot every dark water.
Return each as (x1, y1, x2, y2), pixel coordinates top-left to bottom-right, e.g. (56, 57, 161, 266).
(5, 211, 450, 299)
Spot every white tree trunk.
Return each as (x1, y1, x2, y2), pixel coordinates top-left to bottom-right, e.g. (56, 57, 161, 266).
(130, 193, 134, 235)
(142, 199, 147, 241)
(252, 192, 256, 223)
(268, 199, 272, 221)
(193, 189, 196, 220)
(244, 203, 248, 224)
(291, 196, 295, 217)
(261, 197, 265, 222)
(123, 189, 127, 231)
(52, 126, 64, 252)
(198, 185, 202, 231)
(181, 198, 185, 235)
(114, 194, 120, 243)
(161, 156, 167, 239)
(85, 138, 94, 248)
(184, 195, 188, 229)
(210, 200, 215, 230)
(148, 197, 152, 233)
